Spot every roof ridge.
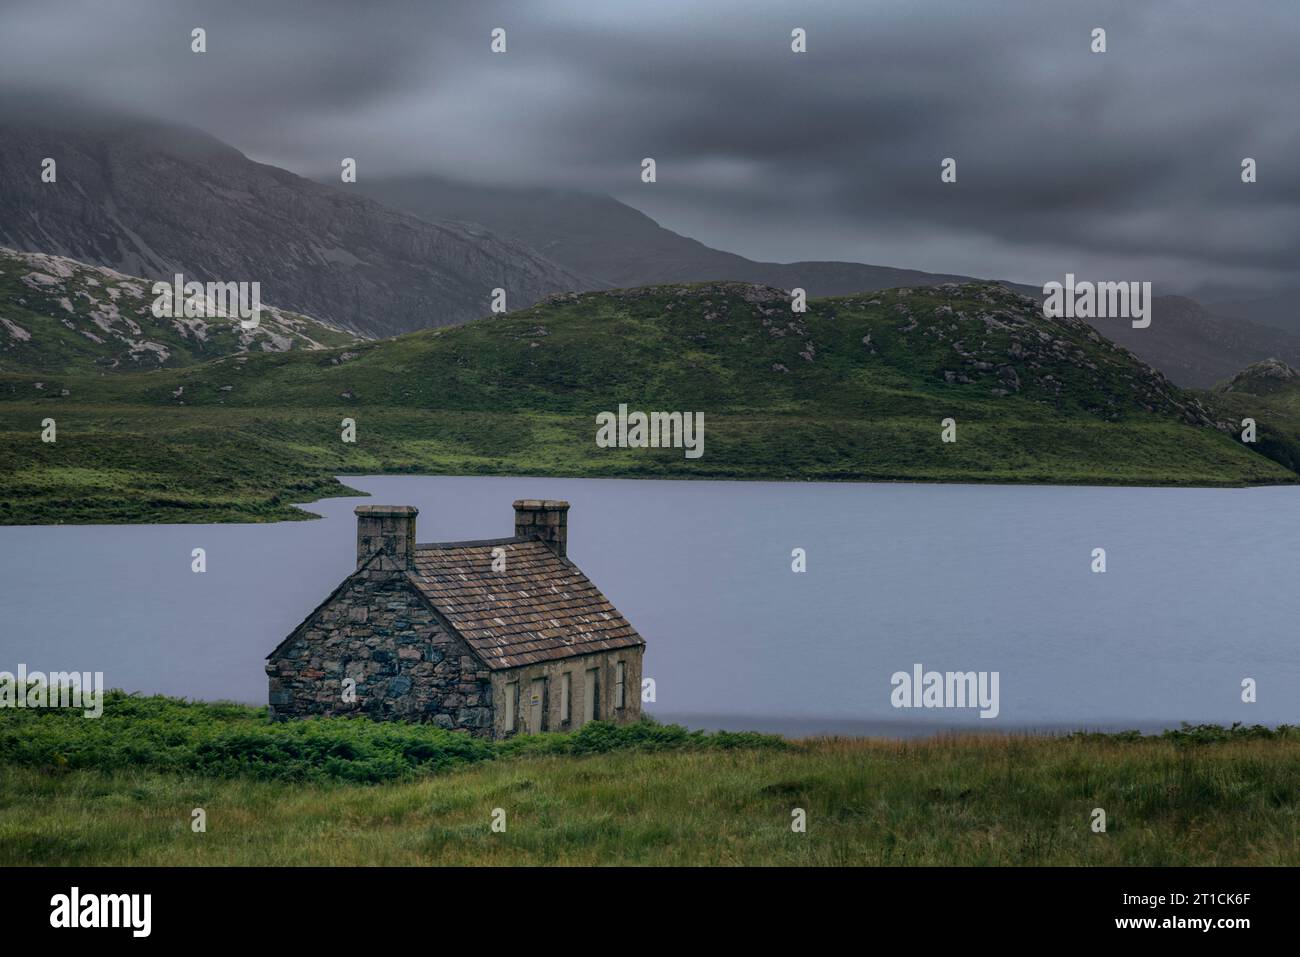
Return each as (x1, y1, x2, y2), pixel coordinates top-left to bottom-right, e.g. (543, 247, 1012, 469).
(415, 535, 533, 550)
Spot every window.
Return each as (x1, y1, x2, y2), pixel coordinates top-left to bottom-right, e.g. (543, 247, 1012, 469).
(615, 661, 626, 710)
(584, 668, 598, 723)
(504, 681, 518, 732)
(560, 672, 571, 724)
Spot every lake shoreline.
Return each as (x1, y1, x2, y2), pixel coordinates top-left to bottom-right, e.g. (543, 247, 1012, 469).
(5, 466, 1298, 529)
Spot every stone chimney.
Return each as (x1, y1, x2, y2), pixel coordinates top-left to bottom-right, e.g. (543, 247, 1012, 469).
(355, 505, 418, 569)
(514, 499, 569, 558)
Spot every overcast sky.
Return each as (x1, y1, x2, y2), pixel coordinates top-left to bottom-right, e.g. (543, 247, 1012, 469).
(1, 0, 1296, 296)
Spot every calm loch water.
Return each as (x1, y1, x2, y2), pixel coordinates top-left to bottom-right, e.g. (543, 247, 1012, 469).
(1, 475, 1297, 736)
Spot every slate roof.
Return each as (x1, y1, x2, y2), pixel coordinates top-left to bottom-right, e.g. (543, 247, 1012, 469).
(410, 537, 645, 671)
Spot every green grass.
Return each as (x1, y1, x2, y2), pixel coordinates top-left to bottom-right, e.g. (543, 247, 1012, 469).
(2, 281, 1294, 523)
(1201, 383, 1300, 475)
(0, 692, 781, 783)
(2, 696, 1300, 863)
(1, 695, 1297, 865)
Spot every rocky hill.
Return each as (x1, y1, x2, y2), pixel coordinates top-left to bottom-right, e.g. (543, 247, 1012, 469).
(0, 247, 358, 373)
(1217, 358, 1300, 396)
(1201, 359, 1300, 474)
(142, 279, 1217, 427)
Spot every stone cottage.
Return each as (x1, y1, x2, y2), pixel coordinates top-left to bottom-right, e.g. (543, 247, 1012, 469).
(266, 500, 646, 738)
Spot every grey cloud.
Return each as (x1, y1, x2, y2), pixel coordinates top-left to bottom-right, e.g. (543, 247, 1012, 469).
(0, 0, 1295, 295)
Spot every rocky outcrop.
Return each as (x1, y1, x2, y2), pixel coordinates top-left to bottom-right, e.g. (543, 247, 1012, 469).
(0, 246, 361, 372)
(893, 282, 1220, 427)
(1218, 357, 1300, 396)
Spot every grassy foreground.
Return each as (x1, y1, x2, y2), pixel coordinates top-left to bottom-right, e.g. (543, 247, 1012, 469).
(1, 696, 1297, 865)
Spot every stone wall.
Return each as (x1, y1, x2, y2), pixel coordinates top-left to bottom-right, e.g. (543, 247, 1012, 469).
(490, 647, 644, 738)
(266, 565, 494, 734)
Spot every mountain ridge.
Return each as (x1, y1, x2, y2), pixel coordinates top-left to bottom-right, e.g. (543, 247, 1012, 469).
(0, 117, 597, 338)
(351, 174, 1038, 298)
(353, 175, 1300, 389)
(5, 109, 1292, 388)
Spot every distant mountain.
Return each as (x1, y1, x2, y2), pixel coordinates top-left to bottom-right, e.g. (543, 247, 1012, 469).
(353, 176, 1300, 389)
(1088, 296, 1300, 389)
(351, 175, 1031, 297)
(6, 113, 1293, 386)
(0, 246, 358, 374)
(1204, 291, 1300, 336)
(0, 118, 595, 338)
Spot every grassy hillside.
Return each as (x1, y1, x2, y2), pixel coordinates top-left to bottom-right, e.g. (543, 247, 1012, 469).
(0, 246, 357, 374)
(0, 281, 1292, 523)
(1, 696, 1297, 866)
(1200, 359, 1300, 474)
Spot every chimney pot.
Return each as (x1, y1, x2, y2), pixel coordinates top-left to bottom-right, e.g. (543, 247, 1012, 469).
(354, 505, 418, 569)
(513, 499, 569, 558)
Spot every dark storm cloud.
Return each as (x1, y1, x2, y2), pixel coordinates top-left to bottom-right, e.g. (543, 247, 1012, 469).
(1, 0, 1295, 294)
